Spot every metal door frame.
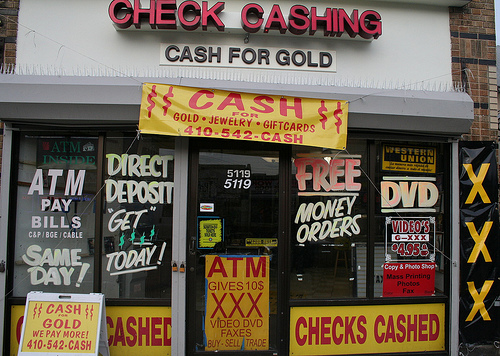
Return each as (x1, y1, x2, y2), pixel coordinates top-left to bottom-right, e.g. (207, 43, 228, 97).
(184, 139, 290, 356)
(171, 137, 190, 356)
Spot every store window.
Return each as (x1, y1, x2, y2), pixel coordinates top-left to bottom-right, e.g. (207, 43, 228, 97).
(290, 140, 369, 299)
(13, 134, 98, 295)
(101, 134, 175, 299)
(290, 139, 448, 300)
(373, 142, 447, 298)
(12, 132, 176, 300)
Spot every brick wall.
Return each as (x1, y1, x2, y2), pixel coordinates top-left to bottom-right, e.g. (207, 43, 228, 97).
(451, 3, 499, 353)
(0, 0, 19, 72)
(0, 0, 19, 193)
(450, 0, 498, 142)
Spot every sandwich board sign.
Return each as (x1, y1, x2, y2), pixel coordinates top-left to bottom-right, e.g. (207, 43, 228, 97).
(18, 292, 109, 356)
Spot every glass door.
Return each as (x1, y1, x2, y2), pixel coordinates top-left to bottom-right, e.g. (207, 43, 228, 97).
(187, 142, 281, 355)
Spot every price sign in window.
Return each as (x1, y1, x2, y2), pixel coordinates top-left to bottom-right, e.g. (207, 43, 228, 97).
(384, 217, 435, 263)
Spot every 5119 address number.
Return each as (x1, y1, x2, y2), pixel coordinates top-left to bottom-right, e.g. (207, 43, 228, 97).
(225, 169, 251, 189)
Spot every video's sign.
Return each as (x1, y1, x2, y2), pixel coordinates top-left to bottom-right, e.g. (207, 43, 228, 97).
(383, 217, 436, 297)
(385, 217, 435, 263)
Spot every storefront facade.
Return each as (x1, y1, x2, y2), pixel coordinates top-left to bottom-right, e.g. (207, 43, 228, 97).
(0, 0, 476, 355)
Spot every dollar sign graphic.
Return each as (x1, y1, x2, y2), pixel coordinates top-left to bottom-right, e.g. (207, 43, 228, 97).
(130, 229, 136, 243)
(162, 87, 174, 116)
(334, 101, 343, 134)
(147, 85, 158, 118)
(318, 100, 328, 130)
(140, 233, 145, 246)
(118, 233, 125, 249)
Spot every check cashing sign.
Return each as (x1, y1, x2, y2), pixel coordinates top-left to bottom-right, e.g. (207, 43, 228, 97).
(139, 83, 348, 150)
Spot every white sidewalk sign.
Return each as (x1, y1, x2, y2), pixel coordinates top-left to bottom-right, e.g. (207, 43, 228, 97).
(17, 292, 109, 356)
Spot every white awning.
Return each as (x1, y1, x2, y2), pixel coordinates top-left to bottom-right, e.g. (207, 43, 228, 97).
(0, 75, 473, 137)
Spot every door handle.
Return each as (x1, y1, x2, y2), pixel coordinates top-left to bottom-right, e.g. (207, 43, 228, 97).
(189, 236, 196, 255)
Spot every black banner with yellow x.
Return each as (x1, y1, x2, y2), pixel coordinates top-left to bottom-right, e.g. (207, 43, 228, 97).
(459, 141, 500, 344)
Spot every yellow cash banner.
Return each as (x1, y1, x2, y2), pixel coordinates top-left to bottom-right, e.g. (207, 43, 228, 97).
(139, 83, 348, 150)
(205, 255, 270, 351)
